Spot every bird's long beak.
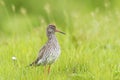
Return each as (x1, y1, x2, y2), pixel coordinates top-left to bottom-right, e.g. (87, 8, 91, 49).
(55, 29, 65, 34)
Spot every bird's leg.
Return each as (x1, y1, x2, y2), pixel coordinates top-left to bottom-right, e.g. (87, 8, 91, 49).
(48, 65, 51, 74)
(43, 65, 48, 79)
(44, 65, 47, 76)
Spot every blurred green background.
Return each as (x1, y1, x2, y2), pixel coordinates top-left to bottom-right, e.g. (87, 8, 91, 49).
(0, 0, 120, 35)
(0, 0, 120, 80)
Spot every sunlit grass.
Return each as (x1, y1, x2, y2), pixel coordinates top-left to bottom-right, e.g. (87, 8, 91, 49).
(0, 0, 120, 80)
(0, 12, 120, 79)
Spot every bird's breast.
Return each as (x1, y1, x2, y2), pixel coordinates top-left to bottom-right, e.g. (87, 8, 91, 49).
(46, 41, 61, 64)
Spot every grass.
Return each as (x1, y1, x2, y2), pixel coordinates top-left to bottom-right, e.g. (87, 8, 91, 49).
(0, 1, 120, 80)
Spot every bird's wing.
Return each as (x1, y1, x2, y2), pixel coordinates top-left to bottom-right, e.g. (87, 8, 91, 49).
(29, 45, 46, 66)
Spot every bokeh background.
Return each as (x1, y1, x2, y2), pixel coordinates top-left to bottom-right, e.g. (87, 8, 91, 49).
(0, 0, 120, 35)
(0, 0, 120, 80)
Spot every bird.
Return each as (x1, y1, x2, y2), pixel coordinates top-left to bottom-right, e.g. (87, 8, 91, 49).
(29, 24, 65, 74)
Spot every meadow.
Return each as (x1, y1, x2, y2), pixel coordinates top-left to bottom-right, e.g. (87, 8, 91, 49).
(0, 0, 120, 80)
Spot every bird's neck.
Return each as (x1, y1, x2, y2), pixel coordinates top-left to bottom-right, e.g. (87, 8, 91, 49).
(47, 33, 57, 42)
(47, 33, 60, 48)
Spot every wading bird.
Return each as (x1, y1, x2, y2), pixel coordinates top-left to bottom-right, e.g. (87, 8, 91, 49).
(29, 24, 65, 74)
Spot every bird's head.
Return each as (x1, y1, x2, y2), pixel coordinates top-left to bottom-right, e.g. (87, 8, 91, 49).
(47, 24, 65, 35)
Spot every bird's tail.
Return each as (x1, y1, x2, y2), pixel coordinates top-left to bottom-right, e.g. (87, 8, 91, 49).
(27, 58, 39, 67)
(25, 62, 35, 68)
(29, 62, 35, 66)
(25, 57, 40, 68)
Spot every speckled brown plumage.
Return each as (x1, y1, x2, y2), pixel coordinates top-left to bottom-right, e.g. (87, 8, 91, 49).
(29, 24, 65, 73)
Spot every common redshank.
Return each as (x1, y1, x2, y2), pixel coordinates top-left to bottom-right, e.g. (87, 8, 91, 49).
(29, 24, 65, 73)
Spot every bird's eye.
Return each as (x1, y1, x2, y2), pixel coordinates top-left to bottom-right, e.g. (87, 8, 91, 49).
(51, 26, 55, 29)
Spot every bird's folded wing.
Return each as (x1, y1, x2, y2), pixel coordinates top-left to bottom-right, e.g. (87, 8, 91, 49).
(29, 45, 46, 66)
